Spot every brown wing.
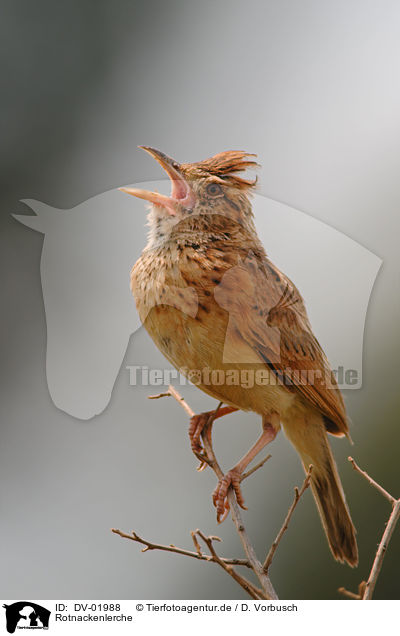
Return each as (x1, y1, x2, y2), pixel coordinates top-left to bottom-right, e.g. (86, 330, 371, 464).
(213, 247, 349, 436)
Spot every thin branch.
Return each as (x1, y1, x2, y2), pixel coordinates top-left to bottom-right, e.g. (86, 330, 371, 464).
(195, 393, 278, 600)
(191, 530, 203, 556)
(111, 528, 251, 568)
(338, 587, 362, 600)
(339, 458, 400, 600)
(123, 386, 400, 600)
(225, 489, 278, 599)
(149, 385, 279, 600)
(363, 498, 400, 599)
(263, 467, 313, 572)
(112, 527, 263, 599)
(150, 384, 195, 418)
(194, 530, 263, 600)
(338, 580, 366, 600)
(241, 454, 272, 481)
(348, 456, 395, 504)
(148, 391, 171, 400)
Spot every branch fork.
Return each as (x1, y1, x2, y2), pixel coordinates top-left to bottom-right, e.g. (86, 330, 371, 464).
(338, 457, 400, 600)
(114, 385, 312, 600)
(114, 385, 397, 599)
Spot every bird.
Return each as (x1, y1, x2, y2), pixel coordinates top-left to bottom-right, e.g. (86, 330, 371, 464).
(121, 146, 358, 567)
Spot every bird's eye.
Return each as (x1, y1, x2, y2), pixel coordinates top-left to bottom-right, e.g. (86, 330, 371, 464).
(206, 182, 223, 197)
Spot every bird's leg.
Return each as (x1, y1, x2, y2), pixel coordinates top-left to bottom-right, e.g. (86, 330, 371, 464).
(213, 414, 279, 522)
(189, 405, 238, 458)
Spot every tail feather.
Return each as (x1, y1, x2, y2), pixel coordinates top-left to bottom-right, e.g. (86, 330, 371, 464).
(282, 409, 358, 567)
(309, 456, 358, 566)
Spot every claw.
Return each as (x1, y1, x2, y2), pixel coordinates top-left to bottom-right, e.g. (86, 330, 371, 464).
(193, 450, 210, 472)
(189, 406, 238, 460)
(212, 468, 248, 522)
(189, 412, 211, 456)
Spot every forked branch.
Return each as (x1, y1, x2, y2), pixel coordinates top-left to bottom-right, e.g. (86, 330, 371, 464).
(115, 388, 397, 600)
(111, 527, 251, 568)
(263, 467, 313, 572)
(114, 386, 313, 600)
(338, 457, 400, 600)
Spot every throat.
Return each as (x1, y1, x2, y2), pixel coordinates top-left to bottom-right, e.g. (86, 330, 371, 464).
(146, 206, 178, 249)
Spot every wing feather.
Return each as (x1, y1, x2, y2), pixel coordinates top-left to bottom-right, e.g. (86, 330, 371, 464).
(213, 246, 348, 436)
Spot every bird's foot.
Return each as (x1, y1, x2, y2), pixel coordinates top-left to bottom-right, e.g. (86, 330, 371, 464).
(189, 411, 213, 457)
(212, 468, 247, 523)
(189, 405, 238, 459)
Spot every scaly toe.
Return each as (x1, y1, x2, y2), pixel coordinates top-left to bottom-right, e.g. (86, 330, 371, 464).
(212, 468, 247, 522)
(189, 413, 209, 455)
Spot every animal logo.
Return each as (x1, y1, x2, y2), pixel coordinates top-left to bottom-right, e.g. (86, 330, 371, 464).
(14, 184, 381, 419)
(2, 602, 50, 633)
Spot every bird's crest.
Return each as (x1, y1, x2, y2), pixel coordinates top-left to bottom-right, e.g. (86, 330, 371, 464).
(183, 151, 259, 189)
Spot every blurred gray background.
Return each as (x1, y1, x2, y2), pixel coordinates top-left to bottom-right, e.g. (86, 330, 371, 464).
(1, 0, 399, 600)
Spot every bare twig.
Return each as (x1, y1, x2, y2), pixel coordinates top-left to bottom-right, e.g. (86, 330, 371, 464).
(241, 454, 272, 481)
(338, 587, 360, 600)
(263, 466, 313, 572)
(191, 530, 203, 556)
(176, 388, 279, 600)
(362, 500, 400, 599)
(348, 456, 395, 504)
(148, 391, 171, 400)
(120, 387, 399, 600)
(111, 528, 251, 568)
(338, 582, 364, 600)
(119, 385, 317, 599)
(194, 530, 263, 600)
(112, 527, 263, 599)
(202, 434, 278, 599)
(159, 384, 195, 418)
(338, 458, 400, 600)
(148, 385, 279, 599)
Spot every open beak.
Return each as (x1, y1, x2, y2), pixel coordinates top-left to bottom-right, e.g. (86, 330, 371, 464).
(119, 146, 195, 215)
